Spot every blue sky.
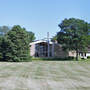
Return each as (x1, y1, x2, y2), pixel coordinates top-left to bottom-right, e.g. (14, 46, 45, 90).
(0, 0, 90, 40)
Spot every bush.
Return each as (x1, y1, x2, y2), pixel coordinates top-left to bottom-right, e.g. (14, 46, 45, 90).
(0, 53, 3, 61)
(31, 56, 75, 61)
(87, 56, 90, 59)
(67, 56, 74, 60)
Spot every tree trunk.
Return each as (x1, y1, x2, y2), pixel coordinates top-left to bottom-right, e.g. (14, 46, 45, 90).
(76, 50, 78, 61)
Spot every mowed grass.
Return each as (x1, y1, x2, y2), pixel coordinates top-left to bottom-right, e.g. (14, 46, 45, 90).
(0, 61, 90, 90)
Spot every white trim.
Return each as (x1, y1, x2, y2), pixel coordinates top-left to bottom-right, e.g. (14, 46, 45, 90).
(29, 40, 53, 45)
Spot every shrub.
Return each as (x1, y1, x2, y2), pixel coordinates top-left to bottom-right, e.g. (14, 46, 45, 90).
(87, 56, 90, 59)
(67, 56, 74, 60)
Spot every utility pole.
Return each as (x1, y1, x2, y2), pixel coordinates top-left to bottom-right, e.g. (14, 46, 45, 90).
(47, 32, 50, 57)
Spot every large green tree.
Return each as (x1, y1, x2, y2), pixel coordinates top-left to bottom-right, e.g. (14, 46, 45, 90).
(2, 25, 30, 62)
(57, 18, 89, 60)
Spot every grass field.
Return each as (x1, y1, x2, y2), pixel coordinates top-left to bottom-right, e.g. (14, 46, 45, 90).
(0, 61, 90, 90)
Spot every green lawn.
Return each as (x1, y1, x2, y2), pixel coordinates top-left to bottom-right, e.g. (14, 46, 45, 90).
(0, 61, 90, 90)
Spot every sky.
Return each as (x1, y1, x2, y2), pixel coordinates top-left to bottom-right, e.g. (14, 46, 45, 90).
(0, 0, 90, 40)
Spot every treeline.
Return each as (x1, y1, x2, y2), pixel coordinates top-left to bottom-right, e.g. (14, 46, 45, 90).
(0, 18, 90, 62)
(0, 25, 35, 62)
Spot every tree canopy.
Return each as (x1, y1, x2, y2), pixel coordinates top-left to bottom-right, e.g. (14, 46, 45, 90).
(57, 18, 90, 60)
(0, 25, 35, 62)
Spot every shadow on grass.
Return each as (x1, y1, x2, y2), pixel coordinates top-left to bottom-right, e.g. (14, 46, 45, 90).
(1, 57, 89, 62)
(0, 60, 32, 63)
(31, 57, 77, 61)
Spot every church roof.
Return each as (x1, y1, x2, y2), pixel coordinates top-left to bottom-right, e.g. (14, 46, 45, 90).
(29, 40, 53, 45)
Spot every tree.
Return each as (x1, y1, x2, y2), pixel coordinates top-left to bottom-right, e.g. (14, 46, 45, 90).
(27, 31, 35, 42)
(86, 35, 90, 45)
(0, 37, 11, 61)
(3, 25, 30, 62)
(57, 18, 89, 60)
(0, 37, 3, 60)
(0, 26, 10, 36)
(88, 24, 90, 35)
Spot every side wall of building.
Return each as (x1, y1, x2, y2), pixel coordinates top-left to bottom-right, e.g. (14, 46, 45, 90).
(86, 52, 90, 57)
(54, 44, 68, 58)
(30, 44, 35, 57)
(69, 51, 76, 57)
(30, 43, 77, 58)
(54, 44, 76, 58)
